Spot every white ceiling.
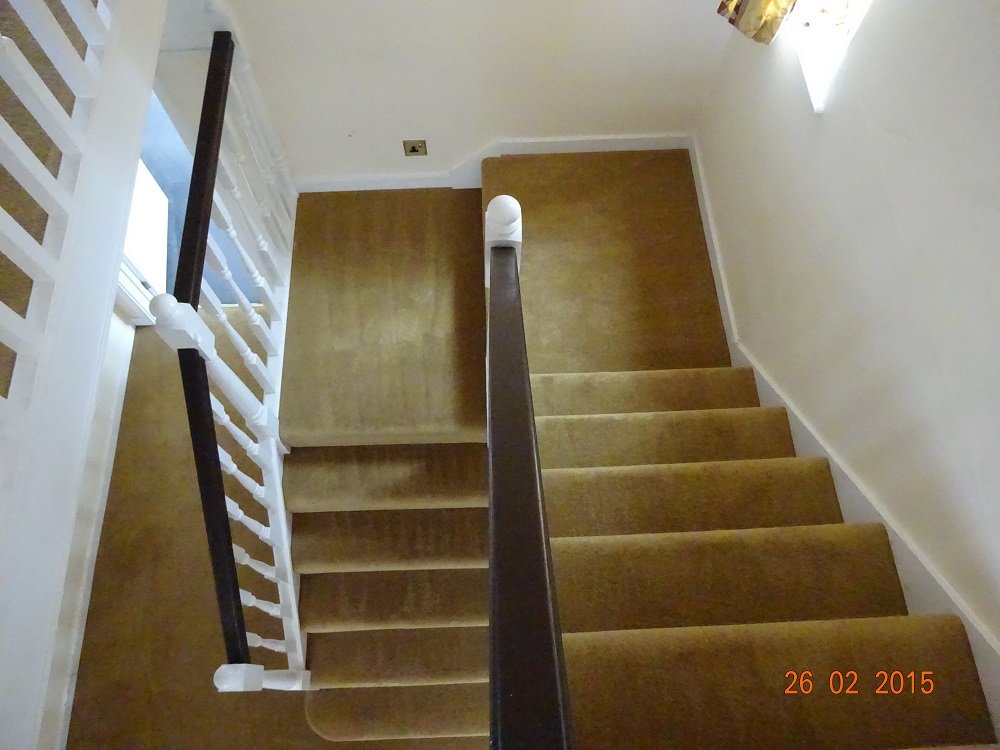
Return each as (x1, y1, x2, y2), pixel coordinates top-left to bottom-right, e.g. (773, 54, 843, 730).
(158, 0, 732, 188)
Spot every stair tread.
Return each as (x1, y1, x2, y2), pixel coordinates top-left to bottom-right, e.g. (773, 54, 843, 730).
(563, 615, 995, 750)
(307, 627, 488, 688)
(300, 569, 488, 632)
(292, 508, 487, 573)
(544, 456, 841, 536)
(552, 523, 906, 632)
(536, 407, 795, 468)
(305, 683, 489, 742)
(531, 367, 759, 415)
(284, 443, 487, 513)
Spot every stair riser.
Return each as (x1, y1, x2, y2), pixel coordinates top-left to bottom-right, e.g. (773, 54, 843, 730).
(530, 367, 759, 416)
(300, 569, 488, 633)
(308, 627, 488, 689)
(305, 683, 489, 742)
(544, 457, 841, 537)
(552, 524, 906, 632)
(536, 408, 795, 469)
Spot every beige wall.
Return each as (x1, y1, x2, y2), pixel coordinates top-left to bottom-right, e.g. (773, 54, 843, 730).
(696, 0, 1000, 650)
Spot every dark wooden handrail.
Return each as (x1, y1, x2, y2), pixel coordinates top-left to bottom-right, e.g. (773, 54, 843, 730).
(487, 245, 575, 749)
(172, 30, 249, 665)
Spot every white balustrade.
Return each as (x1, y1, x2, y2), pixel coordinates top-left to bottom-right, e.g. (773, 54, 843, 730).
(58, 0, 109, 49)
(150, 294, 279, 443)
(245, 633, 287, 653)
(225, 496, 272, 545)
(211, 196, 282, 313)
(0, 36, 85, 157)
(0, 301, 37, 356)
(200, 281, 276, 394)
(6, 0, 95, 98)
(239, 589, 286, 619)
(218, 446, 269, 508)
(233, 543, 282, 583)
(205, 234, 278, 355)
(0, 115, 73, 218)
(0, 206, 57, 283)
(210, 394, 262, 468)
(214, 159, 283, 288)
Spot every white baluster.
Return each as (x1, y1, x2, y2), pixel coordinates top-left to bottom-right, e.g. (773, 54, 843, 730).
(200, 281, 276, 394)
(209, 394, 262, 468)
(205, 234, 277, 355)
(225, 496, 272, 545)
(246, 633, 287, 653)
(211, 199, 281, 319)
(0, 300, 38, 355)
(240, 589, 286, 619)
(0, 205, 57, 283)
(217, 446, 269, 508)
(232, 543, 283, 583)
(216, 156, 283, 285)
(59, 0, 109, 48)
(7, 0, 96, 97)
(0, 36, 85, 157)
(150, 295, 278, 443)
(0, 114, 73, 218)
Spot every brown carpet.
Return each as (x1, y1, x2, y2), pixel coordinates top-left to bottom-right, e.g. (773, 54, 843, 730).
(481, 150, 731, 374)
(280, 189, 487, 447)
(71, 153, 996, 748)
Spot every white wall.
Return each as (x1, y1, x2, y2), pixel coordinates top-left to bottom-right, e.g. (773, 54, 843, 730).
(223, 0, 730, 188)
(696, 0, 1000, 654)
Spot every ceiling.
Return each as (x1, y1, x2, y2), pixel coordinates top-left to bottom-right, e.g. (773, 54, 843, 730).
(157, 0, 732, 189)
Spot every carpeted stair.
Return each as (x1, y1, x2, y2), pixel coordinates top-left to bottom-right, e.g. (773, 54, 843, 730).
(282, 152, 996, 748)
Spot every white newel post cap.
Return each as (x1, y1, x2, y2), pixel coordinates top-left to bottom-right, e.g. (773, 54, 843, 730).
(214, 663, 265, 692)
(484, 194, 523, 288)
(150, 293, 217, 359)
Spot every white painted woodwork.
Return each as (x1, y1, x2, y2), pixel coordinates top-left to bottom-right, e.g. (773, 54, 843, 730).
(0, 300, 36, 355)
(484, 195, 523, 288)
(204, 236, 278, 355)
(58, 0, 109, 49)
(239, 589, 284, 619)
(245, 633, 286, 653)
(210, 191, 282, 299)
(6, 0, 95, 98)
(200, 282, 276, 394)
(214, 157, 283, 287)
(232, 543, 282, 583)
(0, 2, 170, 747)
(225, 496, 271, 545)
(0, 36, 85, 156)
(213, 663, 310, 691)
(217, 445, 269, 508)
(0, 114, 72, 217)
(210, 393, 263, 468)
(0, 205, 56, 283)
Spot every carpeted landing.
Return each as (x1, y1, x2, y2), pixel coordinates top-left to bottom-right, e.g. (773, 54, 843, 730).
(287, 153, 994, 748)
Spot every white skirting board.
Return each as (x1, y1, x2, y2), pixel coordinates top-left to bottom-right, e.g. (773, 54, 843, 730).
(688, 134, 1000, 735)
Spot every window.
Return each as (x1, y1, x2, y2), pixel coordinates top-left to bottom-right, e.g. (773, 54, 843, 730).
(785, 0, 876, 113)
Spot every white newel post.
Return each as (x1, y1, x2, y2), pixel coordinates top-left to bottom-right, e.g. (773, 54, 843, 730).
(484, 195, 523, 288)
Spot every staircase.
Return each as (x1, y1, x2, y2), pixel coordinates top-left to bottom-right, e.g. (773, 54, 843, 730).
(279, 151, 996, 748)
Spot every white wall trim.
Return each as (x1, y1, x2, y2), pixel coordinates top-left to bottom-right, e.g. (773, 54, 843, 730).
(297, 133, 692, 193)
(687, 136, 1000, 730)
